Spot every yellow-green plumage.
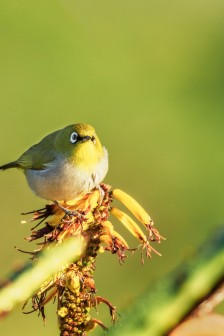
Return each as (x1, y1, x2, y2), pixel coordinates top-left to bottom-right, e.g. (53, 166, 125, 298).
(0, 124, 108, 201)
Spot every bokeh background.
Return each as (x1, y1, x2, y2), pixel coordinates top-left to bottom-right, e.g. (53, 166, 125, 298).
(0, 1, 224, 335)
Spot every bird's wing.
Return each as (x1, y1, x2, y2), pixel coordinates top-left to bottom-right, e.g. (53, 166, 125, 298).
(16, 131, 58, 170)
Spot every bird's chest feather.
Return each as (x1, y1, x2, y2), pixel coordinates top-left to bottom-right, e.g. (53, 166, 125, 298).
(25, 152, 108, 201)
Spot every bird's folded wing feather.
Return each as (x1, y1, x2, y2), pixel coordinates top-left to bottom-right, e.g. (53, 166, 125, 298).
(16, 132, 58, 170)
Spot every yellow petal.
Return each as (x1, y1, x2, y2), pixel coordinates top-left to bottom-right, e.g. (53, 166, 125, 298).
(112, 189, 153, 226)
(111, 207, 161, 257)
(111, 207, 148, 244)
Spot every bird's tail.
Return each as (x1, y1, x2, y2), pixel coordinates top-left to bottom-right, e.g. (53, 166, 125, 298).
(0, 162, 19, 170)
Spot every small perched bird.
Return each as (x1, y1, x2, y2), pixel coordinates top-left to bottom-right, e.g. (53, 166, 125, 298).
(0, 124, 108, 201)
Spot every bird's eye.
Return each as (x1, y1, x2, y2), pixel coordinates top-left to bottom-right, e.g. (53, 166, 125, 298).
(70, 132, 78, 144)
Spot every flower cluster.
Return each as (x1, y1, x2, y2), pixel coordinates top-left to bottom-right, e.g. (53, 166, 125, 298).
(22, 184, 164, 335)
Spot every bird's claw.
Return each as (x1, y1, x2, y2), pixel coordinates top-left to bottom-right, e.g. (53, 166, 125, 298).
(53, 201, 80, 218)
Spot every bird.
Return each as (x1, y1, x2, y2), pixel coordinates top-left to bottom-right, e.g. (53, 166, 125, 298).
(0, 124, 108, 201)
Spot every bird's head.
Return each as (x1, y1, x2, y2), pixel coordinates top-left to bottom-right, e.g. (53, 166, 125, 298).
(54, 124, 106, 170)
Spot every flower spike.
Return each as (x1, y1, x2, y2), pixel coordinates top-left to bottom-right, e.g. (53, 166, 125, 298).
(17, 184, 164, 335)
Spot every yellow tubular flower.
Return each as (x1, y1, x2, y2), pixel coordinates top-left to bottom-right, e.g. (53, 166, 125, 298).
(112, 188, 154, 226)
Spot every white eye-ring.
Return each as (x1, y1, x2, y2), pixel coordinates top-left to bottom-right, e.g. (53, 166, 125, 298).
(70, 132, 78, 144)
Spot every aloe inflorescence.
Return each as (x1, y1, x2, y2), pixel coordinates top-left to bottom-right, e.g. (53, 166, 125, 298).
(21, 184, 164, 335)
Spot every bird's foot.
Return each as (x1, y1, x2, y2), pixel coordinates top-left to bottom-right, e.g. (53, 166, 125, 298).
(53, 201, 80, 218)
(95, 185, 105, 205)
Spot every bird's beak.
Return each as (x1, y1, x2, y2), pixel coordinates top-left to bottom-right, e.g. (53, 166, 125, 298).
(80, 135, 92, 143)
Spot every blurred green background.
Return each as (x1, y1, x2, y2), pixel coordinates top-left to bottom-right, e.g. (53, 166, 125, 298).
(0, 1, 224, 335)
